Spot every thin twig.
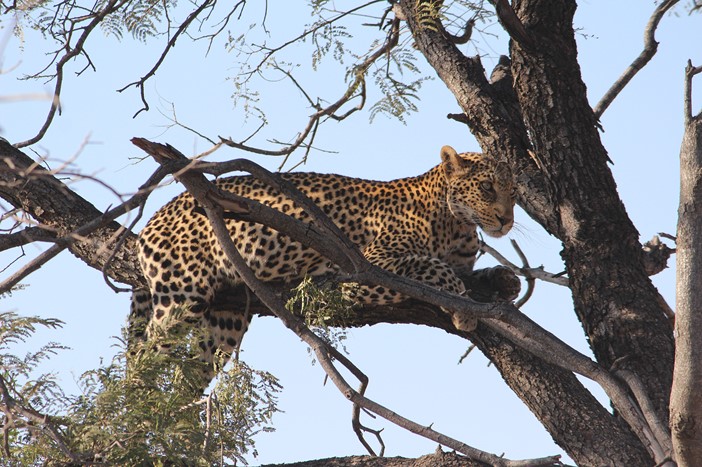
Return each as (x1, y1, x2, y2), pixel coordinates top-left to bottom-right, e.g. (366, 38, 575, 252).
(510, 239, 535, 308)
(245, 1, 384, 79)
(0, 227, 57, 252)
(219, 18, 398, 160)
(15, 0, 128, 148)
(480, 240, 569, 287)
(593, 0, 679, 119)
(117, 0, 217, 117)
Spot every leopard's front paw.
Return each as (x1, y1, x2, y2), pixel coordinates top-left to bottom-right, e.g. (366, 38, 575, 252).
(488, 266, 521, 302)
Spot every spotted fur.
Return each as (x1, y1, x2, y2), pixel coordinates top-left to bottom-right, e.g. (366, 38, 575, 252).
(130, 146, 515, 382)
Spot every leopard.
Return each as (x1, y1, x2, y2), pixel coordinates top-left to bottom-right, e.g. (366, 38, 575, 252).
(130, 145, 517, 384)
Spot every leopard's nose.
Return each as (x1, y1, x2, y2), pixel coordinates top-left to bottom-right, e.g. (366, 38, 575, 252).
(495, 214, 514, 234)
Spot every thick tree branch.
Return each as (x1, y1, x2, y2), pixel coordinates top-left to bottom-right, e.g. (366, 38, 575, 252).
(0, 139, 146, 287)
(396, 2, 657, 464)
(509, 0, 674, 434)
(671, 61, 702, 466)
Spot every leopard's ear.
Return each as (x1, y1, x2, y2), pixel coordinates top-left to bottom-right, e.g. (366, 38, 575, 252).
(440, 145, 469, 179)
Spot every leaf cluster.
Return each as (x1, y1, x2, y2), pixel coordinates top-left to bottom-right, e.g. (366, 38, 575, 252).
(1, 310, 281, 466)
(287, 277, 354, 357)
(101, 0, 176, 42)
(0, 311, 70, 466)
(368, 48, 432, 124)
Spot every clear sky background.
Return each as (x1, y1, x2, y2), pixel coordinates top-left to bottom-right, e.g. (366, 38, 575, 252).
(1, 1, 700, 465)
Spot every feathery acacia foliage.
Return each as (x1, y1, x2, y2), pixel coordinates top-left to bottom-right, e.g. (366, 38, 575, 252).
(0, 310, 280, 465)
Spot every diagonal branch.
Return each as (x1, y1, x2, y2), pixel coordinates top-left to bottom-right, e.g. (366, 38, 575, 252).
(593, 0, 679, 119)
(0, 162, 171, 295)
(132, 137, 563, 467)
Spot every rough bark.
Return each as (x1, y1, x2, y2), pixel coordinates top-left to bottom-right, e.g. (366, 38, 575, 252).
(671, 63, 702, 465)
(263, 450, 484, 467)
(0, 139, 145, 288)
(398, 1, 659, 464)
(509, 0, 674, 424)
(0, 1, 684, 465)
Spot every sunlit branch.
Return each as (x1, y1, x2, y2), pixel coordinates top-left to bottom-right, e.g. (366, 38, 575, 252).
(480, 240, 569, 287)
(684, 59, 702, 124)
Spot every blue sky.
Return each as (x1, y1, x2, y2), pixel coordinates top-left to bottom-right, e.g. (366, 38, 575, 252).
(1, 1, 700, 464)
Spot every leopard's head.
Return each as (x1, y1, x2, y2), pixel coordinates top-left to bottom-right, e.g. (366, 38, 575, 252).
(440, 145, 516, 238)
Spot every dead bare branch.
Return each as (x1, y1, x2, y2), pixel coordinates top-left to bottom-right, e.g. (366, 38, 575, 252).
(593, 0, 679, 120)
(684, 59, 702, 124)
(641, 234, 675, 277)
(480, 240, 569, 287)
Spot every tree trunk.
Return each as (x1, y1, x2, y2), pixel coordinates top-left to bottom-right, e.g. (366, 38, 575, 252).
(509, 0, 674, 423)
(398, 0, 675, 463)
(671, 63, 702, 465)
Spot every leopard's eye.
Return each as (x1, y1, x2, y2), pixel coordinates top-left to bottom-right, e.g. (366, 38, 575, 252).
(479, 180, 493, 192)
